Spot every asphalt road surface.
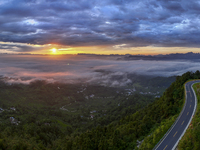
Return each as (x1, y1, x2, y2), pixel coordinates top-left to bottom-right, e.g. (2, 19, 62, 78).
(154, 80, 199, 150)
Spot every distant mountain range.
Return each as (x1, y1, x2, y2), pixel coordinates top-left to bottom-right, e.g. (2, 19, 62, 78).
(78, 52, 200, 61)
(121, 52, 200, 61)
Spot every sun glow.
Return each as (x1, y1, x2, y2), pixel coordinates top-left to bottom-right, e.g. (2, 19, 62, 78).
(52, 48, 57, 53)
(50, 48, 58, 54)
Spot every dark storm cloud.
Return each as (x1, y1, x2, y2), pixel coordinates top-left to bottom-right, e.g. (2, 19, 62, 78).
(1, 0, 200, 52)
(0, 43, 44, 52)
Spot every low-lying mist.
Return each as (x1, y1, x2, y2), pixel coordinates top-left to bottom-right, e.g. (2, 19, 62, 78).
(1, 54, 199, 86)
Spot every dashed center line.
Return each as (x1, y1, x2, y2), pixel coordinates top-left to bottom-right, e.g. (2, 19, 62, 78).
(181, 121, 184, 125)
(190, 105, 191, 108)
(163, 145, 168, 150)
(187, 112, 189, 115)
(173, 131, 178, 137)
(188, 90, 192, 97)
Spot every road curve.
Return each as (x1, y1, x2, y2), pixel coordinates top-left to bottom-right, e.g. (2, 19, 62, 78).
(154, 80, 199, 150)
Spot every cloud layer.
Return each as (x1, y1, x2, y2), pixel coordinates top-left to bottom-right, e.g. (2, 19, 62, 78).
(0, 54, 199, 86)
(1, 0, 200, 52)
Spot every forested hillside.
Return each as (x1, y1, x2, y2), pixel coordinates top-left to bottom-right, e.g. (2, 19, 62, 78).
(0, 78, 156, 150)
(0, 71, 199, 149)
(59, 71, 200, 150)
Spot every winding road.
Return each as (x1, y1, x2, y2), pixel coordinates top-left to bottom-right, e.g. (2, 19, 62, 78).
(154, 80, 199, 150)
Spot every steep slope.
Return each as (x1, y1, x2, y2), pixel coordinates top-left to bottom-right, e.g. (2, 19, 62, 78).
(54, 71, 200, 150)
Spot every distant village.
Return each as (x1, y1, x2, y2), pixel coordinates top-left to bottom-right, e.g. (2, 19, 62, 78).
(59, 86, 161, 120)
(0, 107, 20, 125)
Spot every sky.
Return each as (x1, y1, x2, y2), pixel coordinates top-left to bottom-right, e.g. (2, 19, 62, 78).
(1, 54, 200, 86)
(1, 0, 200, 55)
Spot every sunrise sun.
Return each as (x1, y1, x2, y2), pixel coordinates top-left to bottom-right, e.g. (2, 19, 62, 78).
(51, 48, 57, 54)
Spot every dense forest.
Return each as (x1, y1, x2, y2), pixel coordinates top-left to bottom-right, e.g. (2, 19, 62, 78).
(60, 71, 200, 150)
(0, 77, 159, 150)
(0, 71, 199, 149)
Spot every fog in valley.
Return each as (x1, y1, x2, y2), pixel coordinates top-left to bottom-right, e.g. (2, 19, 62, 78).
(0, 54, 199, 86)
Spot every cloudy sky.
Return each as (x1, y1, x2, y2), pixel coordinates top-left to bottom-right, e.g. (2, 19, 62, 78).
(1, 0, 200, 55)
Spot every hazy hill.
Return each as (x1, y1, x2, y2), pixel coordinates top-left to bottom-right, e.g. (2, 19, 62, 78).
(122, 52, 200, 61)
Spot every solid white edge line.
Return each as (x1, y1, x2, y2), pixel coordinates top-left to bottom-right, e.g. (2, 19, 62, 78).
(154, 83, 189, 150)
(172, 81, 198, 150)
